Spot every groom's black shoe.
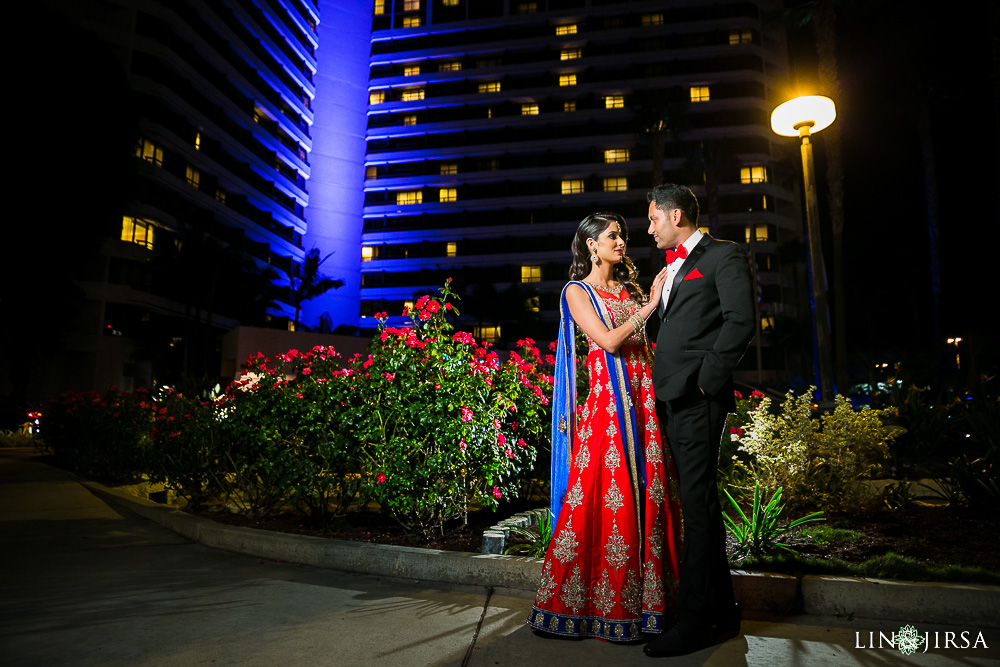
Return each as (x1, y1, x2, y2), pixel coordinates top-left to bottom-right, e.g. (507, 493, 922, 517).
(712, 603, 742, 641)
(643, 605, 742, 658)
(642, 624, 713, 658)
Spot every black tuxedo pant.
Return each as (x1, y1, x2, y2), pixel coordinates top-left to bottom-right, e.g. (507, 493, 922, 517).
(658, 391, 735, 630)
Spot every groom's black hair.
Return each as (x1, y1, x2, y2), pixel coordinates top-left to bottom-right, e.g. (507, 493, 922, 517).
(647, 183, 699, 226)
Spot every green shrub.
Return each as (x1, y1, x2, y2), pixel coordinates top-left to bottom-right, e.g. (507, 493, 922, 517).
(40, 387, 155, 483)
(733, 387, 904, 513)
(344, 280, 551, 539)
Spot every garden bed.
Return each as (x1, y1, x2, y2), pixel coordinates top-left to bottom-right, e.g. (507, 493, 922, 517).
(184, 500, 1000, 585)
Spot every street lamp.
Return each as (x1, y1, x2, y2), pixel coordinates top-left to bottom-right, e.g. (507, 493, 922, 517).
(771, 95, 837, 403)
(947, 337, 962, 370)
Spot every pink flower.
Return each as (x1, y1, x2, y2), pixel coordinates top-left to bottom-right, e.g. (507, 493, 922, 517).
(493, 486, 502, 499)
(460, 406, 473, 422)
(734, 390, 743, 399)
(751, 390, 766, 399)
(426, 300, 440, 313)
(296, 393, 304, 399)
(459, 439, 467, 451)
(376, 473, 387, 484)
(418, 310, 431, 320)
(402, 306, 410, 316)
(383, 372, 395, 381)
(497, 433, 507, 445)
(301, 367, 311, 376)
(505, 447, 514, 458)
(494, 419, 501, 430)
(444, 302, 453, 311)
(544, 354, 555, 364)
(517, 438, 526, 447)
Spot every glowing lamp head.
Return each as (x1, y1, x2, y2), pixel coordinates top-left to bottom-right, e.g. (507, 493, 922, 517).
(771, 95, 836, 137)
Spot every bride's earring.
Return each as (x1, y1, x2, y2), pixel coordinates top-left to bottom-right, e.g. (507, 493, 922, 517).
(589, 245, 598, 263)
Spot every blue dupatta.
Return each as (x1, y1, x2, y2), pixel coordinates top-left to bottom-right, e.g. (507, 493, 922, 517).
(550, 281, 647, 524)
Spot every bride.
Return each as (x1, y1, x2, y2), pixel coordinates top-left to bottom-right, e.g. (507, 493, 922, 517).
(526, 211, 683, 642)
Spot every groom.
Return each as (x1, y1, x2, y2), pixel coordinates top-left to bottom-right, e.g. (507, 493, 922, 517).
(643, 184, 756, 657)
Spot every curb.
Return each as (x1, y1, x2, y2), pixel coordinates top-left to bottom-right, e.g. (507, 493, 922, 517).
(84, 481, 1000, 628)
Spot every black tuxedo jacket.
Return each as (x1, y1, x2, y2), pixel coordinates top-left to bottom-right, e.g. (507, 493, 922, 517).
(652, 234, 755, 408)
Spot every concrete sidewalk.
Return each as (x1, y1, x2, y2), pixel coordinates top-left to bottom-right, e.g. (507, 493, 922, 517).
(2, 447, 998, 666)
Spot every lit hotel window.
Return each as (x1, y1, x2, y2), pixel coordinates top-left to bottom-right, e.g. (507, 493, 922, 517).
(194, 132, 201, 150)
(521, 265, 542, 283)
(402, 16, 421, 28)
(396, 190, 422, 205)
(404, 0, 420, 10)
(561, 180, 584, 194)
(404, 65, 420, 77)
(559, 74, 577, 86)
(690, 86, 710, 102)
(479, 82, 501, 93)
(369, 91, 385, 105)
(361, 246, 375, 261)
(440, 163, 458, 175)
(524, 296, 540, 312)
(642, 13, 663, 26)
(438, 61, 461, 72)
(745, 225, 769, 242)
(603, 177, 628, 192)
(215, 188, 227, 204)
(516, 2, 537, 13)
(560, 49, 581, 60)
(555, 24, 577, 35)
(740, 166, 768, 184)
(760, 316, 775, 333)
(121, 216, 155, 250)
(443, 0, 459, 5)
(374, 0, 386, 15)
(185, 165, 201, 189)
(366, 166, 378, 180)
(730, 29, 752, 44)
(135, 138, 164, 166)
(475, 325, 500, 343)
(604, 149, 629, 163)
(401, 88, 424, 101)
(476, 58, 500, 68)
(604, 95, 624, 109)
(403, 115, 417, 126)
(446, 242, 457, 257)
(521, 103, 539, 115)
(563, 101, 576, 112)
(439, 188, 457, 202)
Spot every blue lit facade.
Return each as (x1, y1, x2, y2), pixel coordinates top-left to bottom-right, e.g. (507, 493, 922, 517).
(361, 0, 804, 377)
(31, 0, 370, 392)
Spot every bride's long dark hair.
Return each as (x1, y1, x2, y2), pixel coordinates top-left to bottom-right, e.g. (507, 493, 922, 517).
(568, 212, 646, 302)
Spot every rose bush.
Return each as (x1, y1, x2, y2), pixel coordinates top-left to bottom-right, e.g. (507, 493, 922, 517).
(37, 280, 553, 539)
(342, 279, 552, 538)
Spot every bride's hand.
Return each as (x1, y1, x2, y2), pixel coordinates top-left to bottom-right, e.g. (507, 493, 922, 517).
(648, 268, 668, 305)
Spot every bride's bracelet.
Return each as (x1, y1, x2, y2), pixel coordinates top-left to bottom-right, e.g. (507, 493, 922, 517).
(628, 313, 644, 333)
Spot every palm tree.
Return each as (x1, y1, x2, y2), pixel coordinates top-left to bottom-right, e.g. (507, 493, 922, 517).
(288, 248, 344, 331)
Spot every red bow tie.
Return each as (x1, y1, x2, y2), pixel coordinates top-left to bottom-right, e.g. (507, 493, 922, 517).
(665, 245, 688, 265)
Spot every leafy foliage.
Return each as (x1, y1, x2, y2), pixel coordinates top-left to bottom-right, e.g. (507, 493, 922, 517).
(722, 484, 823, 561)
(503, 510, 552, 558)
(730, 387, 904, 513)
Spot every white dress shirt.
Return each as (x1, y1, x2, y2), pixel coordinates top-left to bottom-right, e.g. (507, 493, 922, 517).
(661, 229, 703, 309)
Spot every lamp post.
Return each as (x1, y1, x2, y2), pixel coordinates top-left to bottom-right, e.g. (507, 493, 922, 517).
(771, 95, 837, 403)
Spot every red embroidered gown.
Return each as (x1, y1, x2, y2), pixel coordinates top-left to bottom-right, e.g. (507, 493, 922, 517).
(527, 286, 682, 641)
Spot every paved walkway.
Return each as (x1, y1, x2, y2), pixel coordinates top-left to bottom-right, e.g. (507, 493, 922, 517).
(1, 448, 998, 666)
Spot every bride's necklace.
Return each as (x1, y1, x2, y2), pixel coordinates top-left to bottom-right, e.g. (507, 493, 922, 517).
(585, 278, 620, 293)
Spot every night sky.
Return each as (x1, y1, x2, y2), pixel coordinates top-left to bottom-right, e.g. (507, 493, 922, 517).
(786, 1, 999, 375)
